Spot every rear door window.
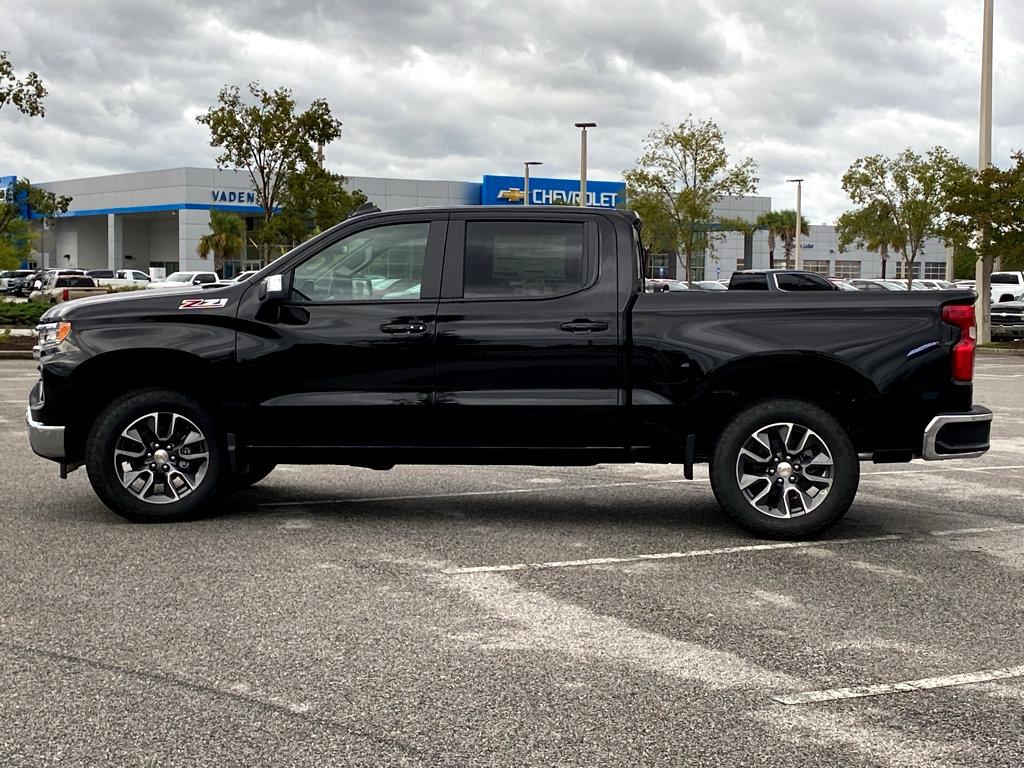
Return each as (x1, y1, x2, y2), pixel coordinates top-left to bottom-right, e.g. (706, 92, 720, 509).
(463, 221, 586, 298)
(776, 273, 834, 291)
(729, 273, 769, 290)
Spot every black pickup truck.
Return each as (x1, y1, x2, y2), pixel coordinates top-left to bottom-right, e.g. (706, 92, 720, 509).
(26, 206, 991, 537)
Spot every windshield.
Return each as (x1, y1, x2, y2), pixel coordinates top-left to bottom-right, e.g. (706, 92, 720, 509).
(164, 272, 193, 282)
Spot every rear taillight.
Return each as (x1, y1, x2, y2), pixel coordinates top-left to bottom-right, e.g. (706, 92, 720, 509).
(943, 304, 976, 382)
(62, 288, 69, 302)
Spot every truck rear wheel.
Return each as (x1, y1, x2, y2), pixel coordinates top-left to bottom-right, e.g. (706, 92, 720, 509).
(85, 389, 224, 523)
(709, 399, 859, 538)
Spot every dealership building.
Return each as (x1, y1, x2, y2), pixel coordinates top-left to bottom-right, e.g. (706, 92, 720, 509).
(8, 167, 948, 280)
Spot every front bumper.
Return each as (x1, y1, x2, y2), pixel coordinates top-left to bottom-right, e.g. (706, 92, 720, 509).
(26, 407, 66, 461)
(991, 323, 1024, 339)
(922, 406, 992, 461)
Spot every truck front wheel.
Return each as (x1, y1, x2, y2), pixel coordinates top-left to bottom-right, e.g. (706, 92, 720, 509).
(85, 389, 224, 523)
(709, 399, 859, 538)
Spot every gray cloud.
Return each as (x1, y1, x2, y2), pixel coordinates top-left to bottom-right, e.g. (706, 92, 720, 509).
(0, 0, 1020, 221)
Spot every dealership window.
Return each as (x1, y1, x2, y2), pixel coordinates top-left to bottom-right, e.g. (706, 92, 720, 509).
(649, 252, 674, 279)
(895, 261, 921, 279)
(833, 260, 861, 279)
(803, 259, 830, 276)
(923, 262, 946, 279)
(464, 221, 586, 298)
(292, 221, 428, 302)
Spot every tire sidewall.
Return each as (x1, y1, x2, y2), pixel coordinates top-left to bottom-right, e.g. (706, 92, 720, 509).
(86, 389, 224, 522)
(710, 398, 859, 538)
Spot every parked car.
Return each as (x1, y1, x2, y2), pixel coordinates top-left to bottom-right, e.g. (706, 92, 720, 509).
(26, 206, 990, 538)
(146, 271, 220, 290)
(917, 279, 958, 290)
(1, 269, 35, 292)
(729, 269, 839, 291)
(990, 271, 1024, 303)
(29, 274, 109, 304)
(692, 280, 728, 291)
(12, 270, 47, 297)
(991, 300, 1024, 340)
(645, 278, 688, 292)
(87, 269, 152, 289)
(827, 277, 859, 291)
(849, 279, 908, 292)
(232, 271, 258, 282)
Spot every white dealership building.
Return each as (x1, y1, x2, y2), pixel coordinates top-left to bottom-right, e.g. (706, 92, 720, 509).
(10, 167, 949, 281)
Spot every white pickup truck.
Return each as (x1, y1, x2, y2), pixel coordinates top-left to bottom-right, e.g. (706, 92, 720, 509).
(86, 269, 152, 289)
(991, 272, 1024, 303)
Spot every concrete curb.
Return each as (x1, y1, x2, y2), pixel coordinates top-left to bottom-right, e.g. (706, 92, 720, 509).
(977, 347, 1024, 357)
(0, 351, 33, 360)
(0, 327, 36, 336)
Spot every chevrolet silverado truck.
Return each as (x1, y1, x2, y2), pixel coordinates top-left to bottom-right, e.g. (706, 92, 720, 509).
(26, 206, 992, 537)
(29, 274, 109, 304)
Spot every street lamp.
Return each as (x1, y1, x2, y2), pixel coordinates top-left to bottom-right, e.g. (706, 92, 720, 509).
(786, 178, 804, 270)
(523, 161, 543, 206)
(575, 122, 597, 207)
(976, 0, 995, 343)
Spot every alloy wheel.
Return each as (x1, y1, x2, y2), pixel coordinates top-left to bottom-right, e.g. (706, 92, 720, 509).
(113, 412, 210, 504)
(734, 421, 834, 518)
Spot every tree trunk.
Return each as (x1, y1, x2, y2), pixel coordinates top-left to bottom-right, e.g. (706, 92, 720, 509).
(880, 243, 888, 279)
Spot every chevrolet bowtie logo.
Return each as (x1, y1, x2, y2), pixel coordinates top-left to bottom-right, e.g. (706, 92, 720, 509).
(497, 187, 527, 203)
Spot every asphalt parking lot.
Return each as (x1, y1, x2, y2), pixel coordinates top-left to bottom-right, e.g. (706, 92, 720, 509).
(1, 357, 1022, 766)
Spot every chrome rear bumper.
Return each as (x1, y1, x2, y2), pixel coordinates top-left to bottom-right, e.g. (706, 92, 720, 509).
(922, 407, 992, 461)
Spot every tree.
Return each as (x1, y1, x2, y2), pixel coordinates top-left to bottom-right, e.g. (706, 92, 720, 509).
(755, 211, 783, 270)
(266, 166, 367, 244)
(771, 210, 810, 268)
(622, 188, 677, 277)
(946, 151, 1024, 273)
(624, 116, 758, 283)
(196, 210, 246, 274)
(836, 201, 903, 279)
(840, 147, 972, 288)
(0, 51, 47, 117)
(196, 82, 343, 259)
(0, 217, 31, 270)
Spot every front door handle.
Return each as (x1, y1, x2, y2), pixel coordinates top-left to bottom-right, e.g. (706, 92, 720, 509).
(381, 322, 428, 335)
(559, 319, 609, 333)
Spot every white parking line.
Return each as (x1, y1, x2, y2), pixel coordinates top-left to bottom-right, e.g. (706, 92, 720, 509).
(773, 664, 1024, 705)
(863, 464, 1024, 476)
(440, 535, 904, 574)
(257, 478, 701, 508)
(930, 524, 1024, 536)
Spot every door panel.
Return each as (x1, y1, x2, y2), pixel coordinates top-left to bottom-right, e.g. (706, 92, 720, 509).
(235, 215, 446, 448)
(434, 212, 623, 451)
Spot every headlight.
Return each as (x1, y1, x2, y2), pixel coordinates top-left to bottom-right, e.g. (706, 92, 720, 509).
(36, 321, 72, 348)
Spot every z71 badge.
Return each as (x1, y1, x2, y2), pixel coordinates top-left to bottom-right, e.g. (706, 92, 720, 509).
(178, 298, 228, 310)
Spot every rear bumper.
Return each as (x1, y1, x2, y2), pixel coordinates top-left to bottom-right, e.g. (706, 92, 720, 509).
(26, 407, 66, 461)
(922, 406, 992, 461)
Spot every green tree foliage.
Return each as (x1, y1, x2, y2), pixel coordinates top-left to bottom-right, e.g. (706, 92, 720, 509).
(196, 82, 344, 257)
(624, 116, 758, 282)
(0, 179, 70, 269)
(836, 201, 903, 279)
(265, 166, 368, 244)
(622, 189, 677, 277)
(196, 210, 246, 274)
(946, 151, 1024, 273)
(755, 210, 809, 269)
(0, 217, 31, 270)
(840, 147, 972, 288)
(0, 51, 47, 117)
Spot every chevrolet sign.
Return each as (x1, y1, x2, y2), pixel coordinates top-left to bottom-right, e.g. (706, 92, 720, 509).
(483, 174, 625, 208)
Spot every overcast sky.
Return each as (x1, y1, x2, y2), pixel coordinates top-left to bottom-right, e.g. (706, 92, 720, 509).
(2, 0, 1021, 222)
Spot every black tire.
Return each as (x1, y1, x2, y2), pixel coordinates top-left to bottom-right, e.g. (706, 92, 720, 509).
(86, 389, 225, 523)
(227, 460, 277, 491)
(710, 398, 859, 539)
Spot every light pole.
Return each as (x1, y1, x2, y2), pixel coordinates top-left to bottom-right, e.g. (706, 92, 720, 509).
(976, 0, 994, 343)
(523, 161, 543, 206)
(575, 122, 596, 207)
(786, 178, 803, 270)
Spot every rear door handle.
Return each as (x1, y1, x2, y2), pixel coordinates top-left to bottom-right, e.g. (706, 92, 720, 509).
(380, 322, 428, 335)
(559, 319, 609, 333)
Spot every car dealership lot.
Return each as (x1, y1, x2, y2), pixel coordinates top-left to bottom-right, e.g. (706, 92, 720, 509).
(1, 358, 1023, 766)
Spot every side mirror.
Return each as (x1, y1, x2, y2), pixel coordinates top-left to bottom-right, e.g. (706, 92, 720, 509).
(258, 273, 289, 303)
(192, 278, 203, 285)
(33, 280, 41, 289)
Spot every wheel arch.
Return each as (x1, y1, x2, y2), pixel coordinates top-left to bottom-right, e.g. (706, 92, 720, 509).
(62, 349, 231, 461)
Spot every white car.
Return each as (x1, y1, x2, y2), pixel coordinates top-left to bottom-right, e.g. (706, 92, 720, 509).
(87, 269, 152, 289)
(147, 271, 220, 290)
(991, 271, 1024, 303)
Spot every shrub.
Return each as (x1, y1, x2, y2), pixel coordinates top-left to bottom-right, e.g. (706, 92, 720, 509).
(0, 301, 48, 327)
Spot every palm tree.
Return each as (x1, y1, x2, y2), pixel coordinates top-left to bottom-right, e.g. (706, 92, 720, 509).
(836, 202, 902, 281)
(196, 210, 245, 275)
(755, 211, 788, 269)
(775, 209, 811, 269)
